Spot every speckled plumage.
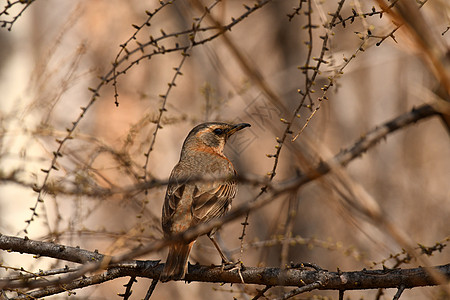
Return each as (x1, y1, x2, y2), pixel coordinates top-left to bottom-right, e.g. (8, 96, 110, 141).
(160, 122, 250, 282)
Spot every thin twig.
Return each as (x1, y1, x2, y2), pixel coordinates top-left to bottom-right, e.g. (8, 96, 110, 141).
(143, 279, 159, 300)
(0, 0, 35, 31)
(275, 281, 323, 300)
(111, 1, 175, 107)
(251, 285, 272, 300)
(393, 284, 406, 300)
(119, 276, 137, 300)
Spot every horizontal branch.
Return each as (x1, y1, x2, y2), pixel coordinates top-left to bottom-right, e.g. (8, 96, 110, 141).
(11, 268, 123, 299)
(7, 260, 450, 299)
(1, 234, 449, 298)
(173, 263, 450, 290)
(0, 234, 104, 264)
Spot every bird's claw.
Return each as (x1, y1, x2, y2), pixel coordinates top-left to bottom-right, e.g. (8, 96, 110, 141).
(220, 260, 242, 271)
(218, 260, 245, 283)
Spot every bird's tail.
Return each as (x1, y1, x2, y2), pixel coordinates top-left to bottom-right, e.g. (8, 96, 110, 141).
(160, 242, 193, 282)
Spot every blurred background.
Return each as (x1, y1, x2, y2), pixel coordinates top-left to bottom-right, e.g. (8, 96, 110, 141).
(0, 0, 449, 299)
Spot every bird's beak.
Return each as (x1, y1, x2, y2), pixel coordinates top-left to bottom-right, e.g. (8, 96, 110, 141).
(227, 123, 251, 137)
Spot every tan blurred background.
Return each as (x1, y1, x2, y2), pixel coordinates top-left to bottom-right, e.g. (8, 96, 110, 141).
(0, 0, 449, 299)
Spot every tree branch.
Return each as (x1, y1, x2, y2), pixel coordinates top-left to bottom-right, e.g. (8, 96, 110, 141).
(1, 234, 449, 299)
(0, 234, 103, 264)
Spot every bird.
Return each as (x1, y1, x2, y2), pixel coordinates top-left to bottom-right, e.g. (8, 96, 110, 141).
(160, 122, 251, 282)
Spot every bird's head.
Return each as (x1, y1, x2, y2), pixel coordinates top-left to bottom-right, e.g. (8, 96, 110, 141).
(181, 122, 251, 157)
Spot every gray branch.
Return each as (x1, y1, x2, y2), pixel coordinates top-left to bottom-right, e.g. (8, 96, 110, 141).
(0, 234, 449, 299)
(0, 234, 104, 264)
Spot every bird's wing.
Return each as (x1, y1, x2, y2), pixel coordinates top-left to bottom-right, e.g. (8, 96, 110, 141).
(162, 160, 237, 232)
(163, 183, 184, 216)
(191, 179, 236, 223)
(161, 167, 191, 234)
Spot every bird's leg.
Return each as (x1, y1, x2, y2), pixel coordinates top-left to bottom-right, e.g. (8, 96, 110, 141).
(208, 235, 230, 264)
(208, 235, 243, 273)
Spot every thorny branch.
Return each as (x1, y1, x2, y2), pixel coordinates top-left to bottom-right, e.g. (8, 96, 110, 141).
(0, 0, 35, 31)
(111, 1, 175, 107)
(141, 0, 222, 187)
(0, 234, 449, 298)
(239, 0, 348, 258)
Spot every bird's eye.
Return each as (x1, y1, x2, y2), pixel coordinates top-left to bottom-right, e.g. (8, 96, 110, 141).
(213, 128, 223, 135)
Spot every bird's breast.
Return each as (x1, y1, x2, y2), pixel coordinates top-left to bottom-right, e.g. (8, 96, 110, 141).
(179, 151, 235, 177)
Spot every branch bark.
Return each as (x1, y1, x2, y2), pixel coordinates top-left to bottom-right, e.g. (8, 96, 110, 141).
(1, 234, 449, 299)
(0, 234, 104, 264)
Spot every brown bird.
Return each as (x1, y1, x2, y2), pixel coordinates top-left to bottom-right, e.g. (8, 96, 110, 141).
(160, 122, 250, 282)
